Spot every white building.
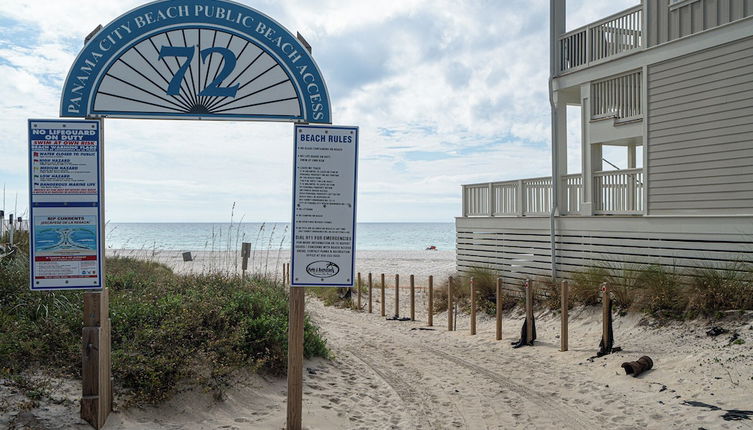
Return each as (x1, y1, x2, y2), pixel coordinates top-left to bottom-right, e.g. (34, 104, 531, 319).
(457, 0, 753, 282)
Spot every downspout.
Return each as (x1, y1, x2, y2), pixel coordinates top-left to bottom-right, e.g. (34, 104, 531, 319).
(548, 0, 559, 280)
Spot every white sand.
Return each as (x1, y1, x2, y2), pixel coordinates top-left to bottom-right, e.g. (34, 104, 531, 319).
(3, 250, 752, 429)
(105, 248, 458, 282)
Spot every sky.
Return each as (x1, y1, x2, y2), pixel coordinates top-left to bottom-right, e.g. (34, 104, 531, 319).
(0, 0, 638, 223)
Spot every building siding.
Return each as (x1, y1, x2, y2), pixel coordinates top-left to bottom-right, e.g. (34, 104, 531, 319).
(647, 36, 753, 215)
(647, 0, 753, 47)
(456, 216, 753, 283)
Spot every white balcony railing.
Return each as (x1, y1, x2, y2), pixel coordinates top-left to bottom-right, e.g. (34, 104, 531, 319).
(593, 168, 644, 215)
(462, 170, 643, 217)
(560, 5, 643, 73)
(591, 70, 642, 120)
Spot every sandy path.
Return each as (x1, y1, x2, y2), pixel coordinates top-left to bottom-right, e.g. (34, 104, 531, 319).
(303, 293, 753, 430)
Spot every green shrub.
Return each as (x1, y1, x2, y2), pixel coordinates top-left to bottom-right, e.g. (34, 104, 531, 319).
(0, 255, 330, 404)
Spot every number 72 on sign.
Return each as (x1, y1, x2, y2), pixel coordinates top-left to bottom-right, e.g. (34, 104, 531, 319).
(158, 45, 239, 97)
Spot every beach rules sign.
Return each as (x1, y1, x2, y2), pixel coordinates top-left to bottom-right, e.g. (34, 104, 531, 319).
(291, 125, 358, 287)
(28, 119, 104, 290)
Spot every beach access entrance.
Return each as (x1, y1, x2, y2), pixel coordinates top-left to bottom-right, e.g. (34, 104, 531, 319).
(32, 1, 357, 428)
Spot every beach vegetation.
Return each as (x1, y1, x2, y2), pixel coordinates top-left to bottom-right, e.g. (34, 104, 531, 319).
(426, 260, 753, 320)
(308, 287, 354, 308)
(0, 248, 329, 405)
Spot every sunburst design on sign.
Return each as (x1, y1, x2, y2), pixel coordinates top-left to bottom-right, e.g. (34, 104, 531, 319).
(94, 28, 301, 118)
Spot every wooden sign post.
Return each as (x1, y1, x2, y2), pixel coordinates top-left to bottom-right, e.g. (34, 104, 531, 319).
(81, 289, 112, 429)
(287, 287, 305, 430)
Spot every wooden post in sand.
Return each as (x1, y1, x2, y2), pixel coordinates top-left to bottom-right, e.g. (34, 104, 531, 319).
(470, 277, 477, 335)
(394, 274, 400, 318)
(368, 273, 373, 313)
(601, 282, 610, 348)
(241, 242, 251, 281)
(447, 276, 454, 331)
(287, 287, 305, 430)
(525, 279, 534, 345)
(427, 275, 434, 326)
(496, 277, 503, 341)
(561, 280, 569, 352)
(357, 272, 362, 310)
(81, 118, 112, 430)
(410, 275, 415, 321)
(81, 290, 112, 429)
(380, 273, 386, 317)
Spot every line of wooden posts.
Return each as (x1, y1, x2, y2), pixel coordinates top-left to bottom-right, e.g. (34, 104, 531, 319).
(278, 262, 616, 351)
(278, 265, 615, 352)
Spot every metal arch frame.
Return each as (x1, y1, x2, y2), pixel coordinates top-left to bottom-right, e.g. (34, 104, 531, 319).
(60, 0, 331, 124)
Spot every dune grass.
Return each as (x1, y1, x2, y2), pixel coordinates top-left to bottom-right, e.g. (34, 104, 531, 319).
(428, 261, 752, 320)
(0, 241, 329, 404)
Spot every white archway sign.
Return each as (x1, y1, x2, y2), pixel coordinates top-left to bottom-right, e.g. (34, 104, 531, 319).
(41, 2, 354, 429)
(60, 0, 332, 123)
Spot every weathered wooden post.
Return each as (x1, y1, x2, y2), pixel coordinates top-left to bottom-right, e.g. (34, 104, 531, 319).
(525, 279, 534, 345)
(561, 280, 569, 352)
(410, 274, 415, 321)
(357, 272, 362, 310)
(427, 275, 434, 327)
(368, 272, 373, 313)
(8, 214, 14, 246)
(380, 273, 386, 317)
(470, 277, 477, 335)
(241, 242, 251, 281)
(81, 289, 112, 429)
(394, 274, 400, 318)
(0, 210, 4, 241)
(287, 286, 305, 430)
(447, 276, 454, 331)
(496, 277, 503, 341)
(602, 282, 610, 349)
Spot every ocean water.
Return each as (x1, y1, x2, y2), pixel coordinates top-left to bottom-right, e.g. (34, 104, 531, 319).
(106, 222, 455, 251)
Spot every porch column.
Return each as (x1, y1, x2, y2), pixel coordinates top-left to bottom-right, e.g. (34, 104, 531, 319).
(580, 84, 595, 216)
(627, 143, 637, 211)
(552, 90, 568, 215)
(627, 143, 637, 168)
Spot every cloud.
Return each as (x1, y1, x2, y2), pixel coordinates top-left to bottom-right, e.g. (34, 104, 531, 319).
(0, 0, 639, 222)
